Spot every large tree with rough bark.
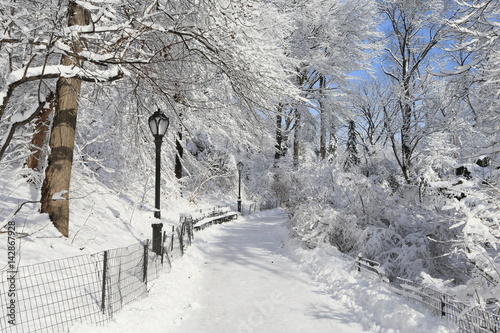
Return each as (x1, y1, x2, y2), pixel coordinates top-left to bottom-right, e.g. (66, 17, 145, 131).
(40, 2, 89, 236)
(0, 0, 298, 235)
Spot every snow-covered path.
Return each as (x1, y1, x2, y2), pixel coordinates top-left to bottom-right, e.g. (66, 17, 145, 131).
(70, 209, 366, 332)
(169, 210, 366, 333)
(70, 209, 455, 333)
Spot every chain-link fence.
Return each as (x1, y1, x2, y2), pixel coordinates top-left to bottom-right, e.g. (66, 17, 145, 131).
(355, 256, 500, 333)
(0, 220, 193, 333)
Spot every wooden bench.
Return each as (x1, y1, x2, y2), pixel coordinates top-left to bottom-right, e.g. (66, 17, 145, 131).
(192, 212, 238, 231)
(180, 206, 238, 232)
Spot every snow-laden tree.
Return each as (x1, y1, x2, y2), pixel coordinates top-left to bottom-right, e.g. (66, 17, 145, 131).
(83, 0, 299, 202)
(445, 0, 499, 165)
(344, 120, 360, 171)
(0, 0, 299, 235)
(0, 0, 126, 235)
(379, 0, 458, 182)
(272, 0, 500, 311)
(287, 0, 379, 81)
(442, 0, 500, 308)
(274, 0, 381, 163)
(346, 80, 393, 176)
(449, 0, 500, 89)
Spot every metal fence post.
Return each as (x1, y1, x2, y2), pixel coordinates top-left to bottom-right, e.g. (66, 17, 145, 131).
(441, 295, 446, 317)
(101, 251, 108, 314)
(177, 226, 184, 256)
(161, 231, 166, 265)
(171, 226, 174, 252)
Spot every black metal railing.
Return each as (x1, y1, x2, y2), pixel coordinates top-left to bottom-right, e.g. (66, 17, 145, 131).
(355, 255, 500, 333)
(0, 220, 193, 333)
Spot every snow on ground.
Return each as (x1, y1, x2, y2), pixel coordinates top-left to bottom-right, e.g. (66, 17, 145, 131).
(0, 165, 457, 332)
(70, 209, 457, 333)
(0, 165, 221, 269)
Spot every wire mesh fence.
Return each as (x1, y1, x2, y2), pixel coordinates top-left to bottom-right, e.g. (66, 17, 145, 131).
(0, 201, 277, 332)
(355, 255, 500, 333)
(0, 220, 193, 333)
(0, 253, 107, 333)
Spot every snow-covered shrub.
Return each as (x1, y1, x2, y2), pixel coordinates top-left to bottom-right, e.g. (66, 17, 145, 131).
(286, 160, 473, 283)
(442, 190, 500, 308)
(285, 145, 500, 313)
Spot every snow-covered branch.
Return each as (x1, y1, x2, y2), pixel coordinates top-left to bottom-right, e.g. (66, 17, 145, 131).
(0, 64, 124, 121)
(0, 90, 56, 161)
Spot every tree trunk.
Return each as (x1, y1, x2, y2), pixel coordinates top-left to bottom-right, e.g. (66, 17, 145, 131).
(401, 104, 412, 182)
(400, 84, 413, 182)
(27, 93, 55, 170)
(319, 75, 327, 159)
(175, 130, 183, 179)
(40, 2, 89, 237)
(293, 109, 300, 167)
(327, 121, 337, 162)
(274, 108, 283, 161)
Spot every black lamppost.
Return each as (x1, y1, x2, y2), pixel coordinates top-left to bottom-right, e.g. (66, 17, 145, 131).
(236, 161, 244, 212)
(148, 109, 169, 219)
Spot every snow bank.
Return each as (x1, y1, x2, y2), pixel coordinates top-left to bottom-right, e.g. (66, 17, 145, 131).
(284, 238, 457, 332)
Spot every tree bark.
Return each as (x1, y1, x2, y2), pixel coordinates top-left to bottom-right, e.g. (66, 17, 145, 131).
(293, 109, 300, 167)
(327, 121, 337, 161)
(274, 106, 283, 161)
(175, 130, 183, 179)
(40, 2, 89, 237)
(400, 81, 413, 182)
(319, 75, 327, 160)
(401, 101, 412, 182)
(27, 93, 55, 170)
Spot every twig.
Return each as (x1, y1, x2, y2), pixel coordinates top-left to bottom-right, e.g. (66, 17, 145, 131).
(71, 202, 95, 244)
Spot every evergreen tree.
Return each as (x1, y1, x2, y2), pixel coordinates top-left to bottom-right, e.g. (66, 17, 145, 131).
(344, 120, 360, 170)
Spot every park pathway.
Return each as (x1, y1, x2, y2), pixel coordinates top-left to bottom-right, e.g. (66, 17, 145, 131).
(70, 209, 369, 333)
(161, 209, 368, 333)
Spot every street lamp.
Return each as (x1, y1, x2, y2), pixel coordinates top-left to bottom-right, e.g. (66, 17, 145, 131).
(149, 109, 169, 219)
(236, 161, 244, 212)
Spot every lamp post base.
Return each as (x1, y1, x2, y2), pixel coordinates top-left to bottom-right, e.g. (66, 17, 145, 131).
(152, 223, 163, 255)
(237, 199, 242, 213)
